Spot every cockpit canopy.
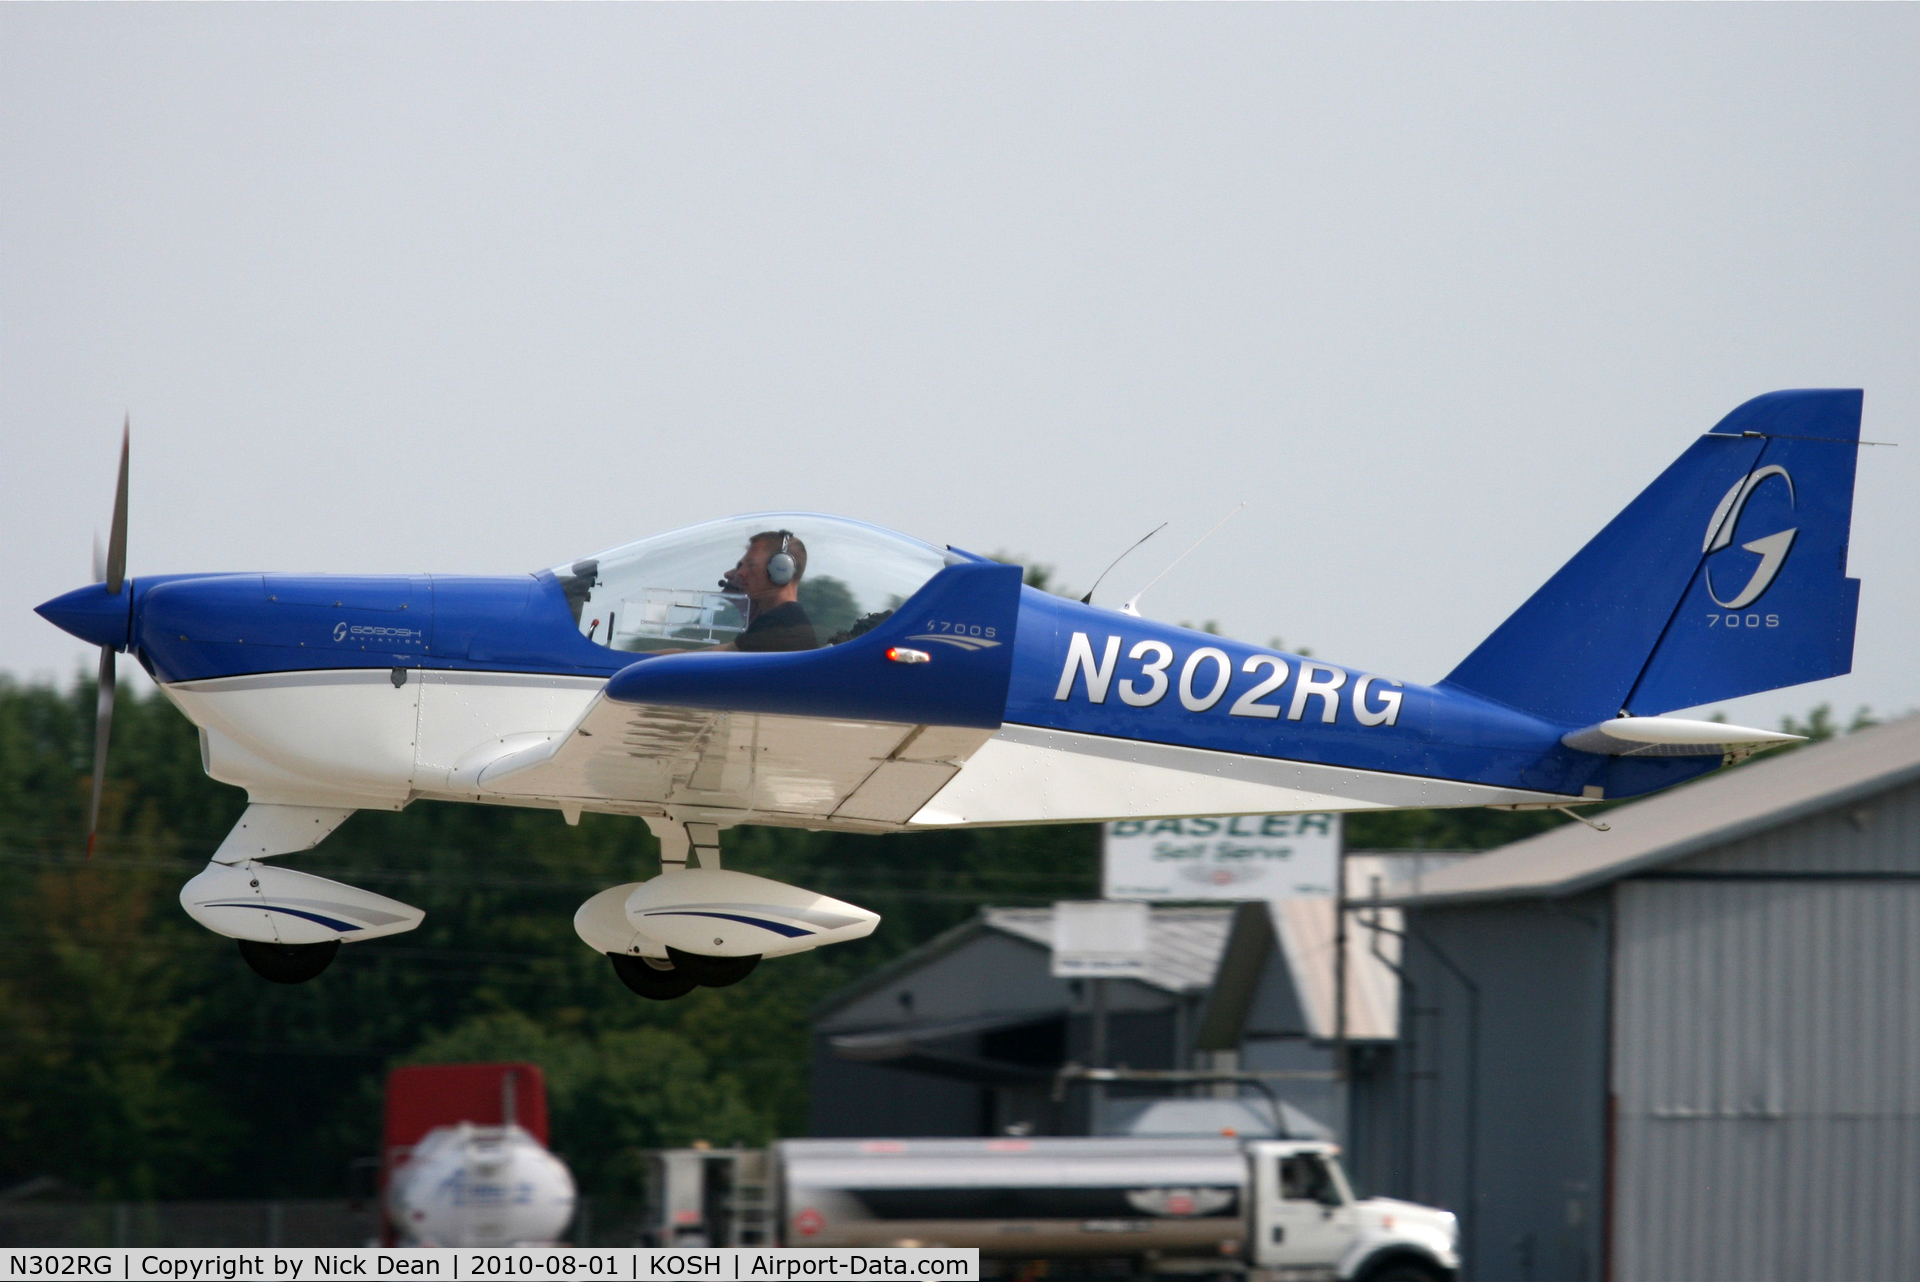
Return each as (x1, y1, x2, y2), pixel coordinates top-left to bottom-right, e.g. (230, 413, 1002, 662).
(552, 514, 953, 654)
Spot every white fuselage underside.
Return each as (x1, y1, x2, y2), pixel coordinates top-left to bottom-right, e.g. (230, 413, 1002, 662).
(162, 669, 1567, 830)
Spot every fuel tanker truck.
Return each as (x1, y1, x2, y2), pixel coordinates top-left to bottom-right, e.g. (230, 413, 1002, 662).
(380, 1062, 577, 1247)
(644, 1137, 1458, 1282)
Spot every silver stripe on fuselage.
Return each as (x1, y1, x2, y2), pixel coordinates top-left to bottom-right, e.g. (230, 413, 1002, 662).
(170, 668, 607, 694)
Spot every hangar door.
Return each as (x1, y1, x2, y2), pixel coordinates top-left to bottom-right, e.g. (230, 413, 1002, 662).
(1611, 879, 1920, 1282)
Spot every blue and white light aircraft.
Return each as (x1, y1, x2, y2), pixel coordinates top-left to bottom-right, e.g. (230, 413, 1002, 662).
(38, 390, 1863, 994)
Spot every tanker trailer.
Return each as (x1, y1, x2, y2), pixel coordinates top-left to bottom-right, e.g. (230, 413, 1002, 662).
(773, 1137, 1247, 1260)
(380, 1061, 577, 1247)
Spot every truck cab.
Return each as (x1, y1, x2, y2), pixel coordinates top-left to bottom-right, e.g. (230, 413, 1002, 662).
(1244, 1142, 1457, 1282)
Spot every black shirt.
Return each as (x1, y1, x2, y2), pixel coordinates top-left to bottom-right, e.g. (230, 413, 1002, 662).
(735, 600, 818, 653)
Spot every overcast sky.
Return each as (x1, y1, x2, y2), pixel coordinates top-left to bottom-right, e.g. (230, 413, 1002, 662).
(4, 5, 1916, 729)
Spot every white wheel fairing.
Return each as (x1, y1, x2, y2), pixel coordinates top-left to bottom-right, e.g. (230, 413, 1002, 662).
(180, 860, 424, 944)
(575, 873, 879, 962)
(620, 869, 879, 959)
(572, 882, 667, 958)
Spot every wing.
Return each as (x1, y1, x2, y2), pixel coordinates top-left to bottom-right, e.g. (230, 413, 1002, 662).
(472, 695, 993, 828)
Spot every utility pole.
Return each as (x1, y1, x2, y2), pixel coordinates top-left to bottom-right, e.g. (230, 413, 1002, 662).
(1091, 977, 1110, 1068)
(1088, 976, 1110, 1132)
(1333, 831, 1349, 1141)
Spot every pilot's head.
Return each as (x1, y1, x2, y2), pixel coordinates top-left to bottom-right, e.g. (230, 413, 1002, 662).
(722, 530, 807, 602)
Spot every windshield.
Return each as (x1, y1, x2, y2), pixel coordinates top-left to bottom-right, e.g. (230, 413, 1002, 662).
(551, 514, 950, 654)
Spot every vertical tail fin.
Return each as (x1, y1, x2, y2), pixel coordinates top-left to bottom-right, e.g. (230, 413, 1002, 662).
(1443, 390, 1863, 724)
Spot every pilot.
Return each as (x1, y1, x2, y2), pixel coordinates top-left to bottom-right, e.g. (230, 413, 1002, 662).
(720, 530, 818, 652)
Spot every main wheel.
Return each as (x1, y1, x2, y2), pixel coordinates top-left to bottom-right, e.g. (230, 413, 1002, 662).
(666, 947, 761, 988)
(1358, 1261, 1445, 1282)
(608, 952, 699, 1000)
(237, 938, 340, 984)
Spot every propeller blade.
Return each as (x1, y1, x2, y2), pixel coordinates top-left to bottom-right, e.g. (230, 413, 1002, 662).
(104, 417, 128, 595)
(87, 645, 115, 859)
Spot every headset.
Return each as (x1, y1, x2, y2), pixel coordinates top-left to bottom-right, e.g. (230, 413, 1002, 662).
(766, 531, 797, 587)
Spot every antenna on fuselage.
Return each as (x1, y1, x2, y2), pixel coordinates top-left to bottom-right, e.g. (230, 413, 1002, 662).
(1119, 502, 1245, 619)
(1080, 522, 1167, 607)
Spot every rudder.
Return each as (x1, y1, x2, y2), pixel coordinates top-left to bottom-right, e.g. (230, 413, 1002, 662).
(1444, 390, 1863, 724)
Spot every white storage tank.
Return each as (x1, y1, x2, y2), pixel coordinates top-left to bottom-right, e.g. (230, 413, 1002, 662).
(386, 1120, 577, 1247)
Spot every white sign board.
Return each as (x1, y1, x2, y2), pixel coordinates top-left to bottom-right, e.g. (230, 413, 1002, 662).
(1103, 813, 1342, 901)
(1051, 899, 1150, 977)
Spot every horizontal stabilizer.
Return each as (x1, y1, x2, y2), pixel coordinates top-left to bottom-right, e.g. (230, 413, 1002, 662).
(1561, 716, 1804, 758)
(604, 561, 1021, 728)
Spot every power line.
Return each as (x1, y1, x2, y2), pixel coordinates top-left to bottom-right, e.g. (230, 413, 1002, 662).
(0, 848, 1096, 899)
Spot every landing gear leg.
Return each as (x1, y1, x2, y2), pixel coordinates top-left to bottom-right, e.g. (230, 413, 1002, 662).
(651, 818, 722, 872)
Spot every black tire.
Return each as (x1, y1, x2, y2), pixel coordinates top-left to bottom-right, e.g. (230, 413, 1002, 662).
(665, 947, 761, 988)
(1358, 1261, 1445, 1282)
(237, 938, 340, 984)
(608, 952, 699, 1000)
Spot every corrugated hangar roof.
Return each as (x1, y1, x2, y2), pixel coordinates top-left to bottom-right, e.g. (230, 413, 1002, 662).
(984, 905, 1234, 993)
(816, 886, 1421, 1033)
(1386, 712, 1920, 907)
(990, 902, 1400, 1040)
(1192, 898, 1400, 1045)
(1271, 897, 1400, 1042)
(812, 903, 1247, 1023)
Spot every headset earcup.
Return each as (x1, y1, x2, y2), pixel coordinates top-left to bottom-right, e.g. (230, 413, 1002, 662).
(766, 552, 795, 586)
